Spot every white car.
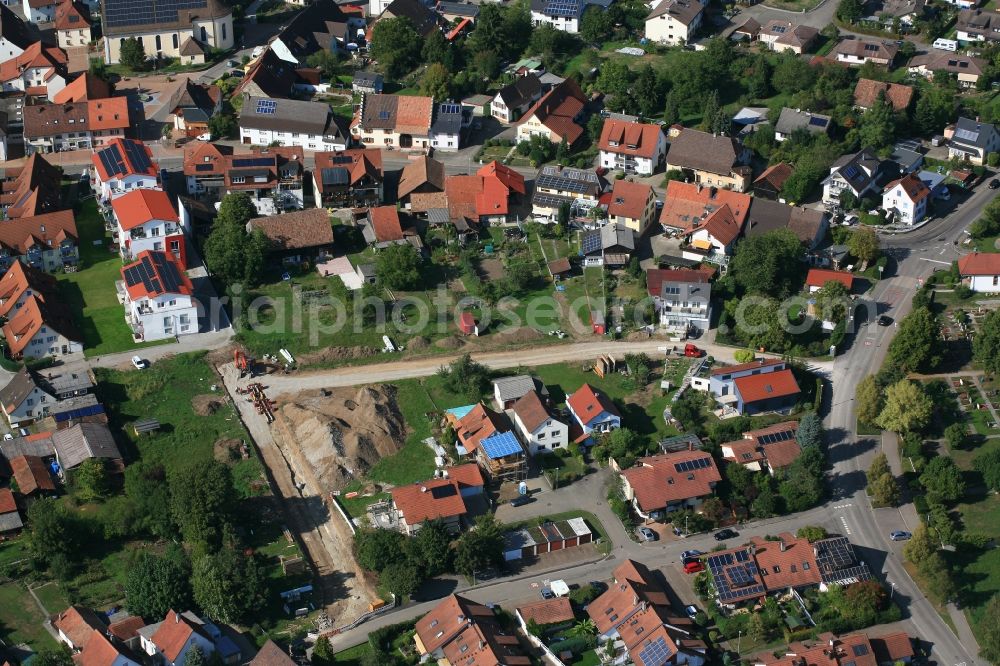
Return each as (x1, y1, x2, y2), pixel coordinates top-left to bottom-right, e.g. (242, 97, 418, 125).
(2, 433, 12, 441)
(132, 356, 149, 370)
(196, 132, 212, 141)
(251, 46, 265, 58)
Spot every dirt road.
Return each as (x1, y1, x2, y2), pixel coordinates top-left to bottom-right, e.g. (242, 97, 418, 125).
(261, 339, 832, 396)
(219, 364, 376, 624)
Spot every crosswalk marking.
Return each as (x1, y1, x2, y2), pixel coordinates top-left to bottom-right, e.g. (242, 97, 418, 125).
(840, 516, 852, 535)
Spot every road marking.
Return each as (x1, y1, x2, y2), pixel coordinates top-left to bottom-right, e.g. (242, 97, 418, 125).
(865, 340, 872, 346)
(840, 516, 852, 535)
(920, 258, 952, 265)
(832, 503, 853, 509)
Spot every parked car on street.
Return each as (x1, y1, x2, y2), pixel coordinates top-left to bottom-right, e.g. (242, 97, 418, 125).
(680, 550, 702, 560)
(890, 530, 912, 541)
(132, 356, 149, 369)
(684, 561, 705, 574)
(638, 527, 657, 542)
(714, 528, 738, 541)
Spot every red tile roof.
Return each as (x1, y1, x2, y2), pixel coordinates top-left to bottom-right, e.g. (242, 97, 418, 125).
(121, 251, 193, 300)
(151, 610, 206, 663)
(92, 138, 157, 182)
(10, 455, 56, 494)
(959, 252, 1000, 276)
(452, 403, 509, 453)
(415, 594, 496, 656)
(1, 154, 63, 220)
(3, 294, 80, 356)
(722, 438, 765, 465)
(54, 1, 92, 31)
(516, 598, 574, 626)
(182, 141, 233, 176)
(870, 632, 914, 663)
(443, 463, 485, 489)
(0, 209, 77, 256)
(751, 533, 822, 589)
(54, 606, 105, 649)
(567, 384, 620, 425)
(598, 119, 664, 159)
(518, 79, 586, 145)
(314, 149, 383, 188)
(112, 189, 178, 231)
(366, 206, 404, 242)
(724, 421, 801, 470)
(621, 449, 721, 512)
(479, 161, 525, 195)
(696, 204, 743, 247)
(87, 98, 130, 131)
(75, 631, 124, 666)
(391, 478, 468, 525)
(884, 172, 930, 204)
(805, 268, 855, 290)
(0, 260, 59, 318)
(53, 72, 110, 104)
(249, 640, 296, 666)
(659, 180, 751, 234)
(107, 616, 146, 642)
(753, 162, 793, 191)
(608, 180, 654, 222)
(646, 266, 713, 297)
(510, 390, 551, 433)
(0, 488, 16, 514)
(0, 42, 66, 84)
(734, 368, 800, 404)
(853, 78, 913, 112)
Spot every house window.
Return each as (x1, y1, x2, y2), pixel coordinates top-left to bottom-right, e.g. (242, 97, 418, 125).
(201, 26, 208, 41)
(155, 35, 161, 51)
(222, 23, 227, 40)
(232, 176, 246, 184)
(163, 317, 172, 327)
(537, 432, 546, 439)
(173, 34, 179, 49)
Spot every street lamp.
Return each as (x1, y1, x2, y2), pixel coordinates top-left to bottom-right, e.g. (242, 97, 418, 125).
(736, 631, 742, 654)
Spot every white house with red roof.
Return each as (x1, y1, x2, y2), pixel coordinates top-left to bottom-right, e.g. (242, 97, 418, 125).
(706, 358, 787, 398)
(608, 179, 657, 236)
(619, 447, 722, 518)
(111, 189, 186, 266)
(390, 464, 485, 535)
(140, 610, 215, 666)
(54, 605, 106, 651)
(733, 368, 800, 415)
(958, 252, 1000, 292)
(0, 41, 67, 100)
(91, 138, 159, 202)
(805, 268, 856, 293)
(75, 629, 142, 666)
(598, 119, 667, 175)
(118, 251, 198, 342)
(646, 267, 713, 335)
(509, 390, 567, 455)
(882, 172, 930, 225)
(566, 384, 620, 436)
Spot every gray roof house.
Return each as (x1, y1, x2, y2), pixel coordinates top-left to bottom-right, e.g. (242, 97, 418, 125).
(491, 74, 543, 123)
(492, 375, 548, 410)
(646, 267, 712, 334)
(43, 369, 94, 399)
(582, 223, 635, 268)
(52, 423, 121, 471)
(822, 148, 888, 204)
(352, 72, 384, 94)
(774, 108, 831, 142)
(948, 117, 1000, 166)
(0, 367, 55, 425)
(0, 488, 22, 533)
(745, 199, 828, 249)
(240, 96, 347, 150)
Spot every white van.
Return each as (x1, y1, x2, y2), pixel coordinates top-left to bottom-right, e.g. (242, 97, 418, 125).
(933, 38, 958, 52)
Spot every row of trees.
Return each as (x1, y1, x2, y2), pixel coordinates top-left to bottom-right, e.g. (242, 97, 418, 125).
(26, 459, 267, 624)
(353, 514, 506, 597)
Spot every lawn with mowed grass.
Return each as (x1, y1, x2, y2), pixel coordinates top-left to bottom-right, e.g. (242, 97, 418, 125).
(31, 582, 71, 615)
(0, 582, 59, 650)
(95, 352, 250, 475)
(58, 199, 168, 357)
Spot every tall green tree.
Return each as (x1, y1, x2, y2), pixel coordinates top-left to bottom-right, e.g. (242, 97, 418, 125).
(120, 37, 147, 70)
(72, 458, 111, 502)
(920, 457, 966, 503)
(26, 498, 83, 574)
(124, 462, 175, 538)
(380, 561, 421, 598)
(191, 548, 267, 623)
(849, 226, 880, 264)
(858, 93, 896, 149)
(855, 375, 883, 426)
(980, 594, 1000, 663)
(407, 520, 454, 576)
(454, 514, 504, 576)
(169, 460, 237, 551)
(877, 380, 932, 434)
(354, 527, 408, 572)
(729, 229, 805, 297)
(123, 549, 192, 619)
(975, 309, 1000, 376)
(974, 449, 1000, 491)
(421, 30, 453, 68)
(203, 193, 268, 288)
(886, 307, 940, 372)
(837, 0, 863, 22)
(369, 17, 422, 78)
(375, 243, 423, 291)
(419, 63, 452, 101)
(796, 412, 823, 449)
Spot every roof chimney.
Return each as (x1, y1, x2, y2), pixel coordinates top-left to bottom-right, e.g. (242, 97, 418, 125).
(420, 485, 427, 493)
(780, 539, 786, 552)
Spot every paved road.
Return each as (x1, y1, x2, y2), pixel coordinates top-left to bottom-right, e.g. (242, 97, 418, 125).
(819, 184, 998, 666)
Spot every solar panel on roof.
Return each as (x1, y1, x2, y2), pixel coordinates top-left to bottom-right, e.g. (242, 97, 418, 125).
(955, 128, 979, 142)
(637, 637, 673, 666)
(232, 158, 273, 168)
(808, 116, 828, 127)
(256, 99, 277, 115)
(123, 140, 153, 174)
(439, 103, 461, 115)
(321, 167, 350, 186)
(581, 231, 601, 255)
(195, 163, 214, 172)
(54, 404, 105, 422)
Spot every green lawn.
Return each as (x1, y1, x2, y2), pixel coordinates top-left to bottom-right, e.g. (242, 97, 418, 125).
(332, 643, 372, 665)
(95, 352, 251, 476)
(366, 379, 441, 486)
(0, 582, 59, 650)
(58, 199, 168, 357)
(0, 538, 28, 567)
(32, 582, 71, 615)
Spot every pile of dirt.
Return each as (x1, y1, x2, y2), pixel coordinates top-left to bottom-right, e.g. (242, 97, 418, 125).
(436, 336, 465, 350)
(205, 344, 240, 368)
(273, 385, 407, 490)
(626, 330, 652, 341)
(192, 394, 225, 416)
(494, 327, 543, 344)
(298, 346, 380, 365)
(214, 438, 243, 463)
(407, 336, 431, 351)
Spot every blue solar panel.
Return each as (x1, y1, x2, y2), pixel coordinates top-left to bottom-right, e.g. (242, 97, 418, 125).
(808, 116, 828, 127)
(232, 158, 274, 168)
(54, 404, 105, 422)
(256, 99, 277, 115)
(636, 637, 673, 666)
(480, 431, 523, 459)
(581, 230, 601, 255)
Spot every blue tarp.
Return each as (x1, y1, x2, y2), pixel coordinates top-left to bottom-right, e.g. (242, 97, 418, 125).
(446, 405, 476, 420)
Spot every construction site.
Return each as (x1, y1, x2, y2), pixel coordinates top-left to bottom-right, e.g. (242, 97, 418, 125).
(219, 351, 410, 629)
